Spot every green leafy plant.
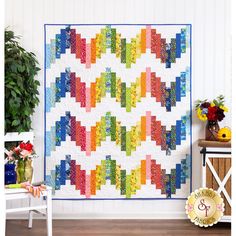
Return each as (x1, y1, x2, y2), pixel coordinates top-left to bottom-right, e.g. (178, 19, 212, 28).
(5, 29, 40, 132)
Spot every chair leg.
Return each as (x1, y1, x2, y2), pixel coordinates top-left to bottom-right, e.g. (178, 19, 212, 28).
(28, 197, 33, 228)
(46, 189, 52, 236)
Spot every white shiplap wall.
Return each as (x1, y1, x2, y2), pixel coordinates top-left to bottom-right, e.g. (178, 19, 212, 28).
(5, 0, 231, 218)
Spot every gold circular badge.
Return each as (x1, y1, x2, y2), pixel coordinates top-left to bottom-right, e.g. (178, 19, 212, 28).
(185, 188, 224, 227)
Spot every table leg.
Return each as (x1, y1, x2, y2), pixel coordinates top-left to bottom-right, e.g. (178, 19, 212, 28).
(28, 196, 33, 228)
(46, 189, 52, 236)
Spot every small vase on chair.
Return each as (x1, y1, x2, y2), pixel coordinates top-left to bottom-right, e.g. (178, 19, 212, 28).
(16, 159, 25, 183)
(24, 159, 33, 183)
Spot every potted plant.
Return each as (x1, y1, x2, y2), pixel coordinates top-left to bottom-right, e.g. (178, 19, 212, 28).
(5, 29, 40, 132)
(195, 95, 228, 141)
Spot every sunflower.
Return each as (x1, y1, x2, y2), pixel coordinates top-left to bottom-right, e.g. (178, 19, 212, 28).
(197, 107, 207, 121)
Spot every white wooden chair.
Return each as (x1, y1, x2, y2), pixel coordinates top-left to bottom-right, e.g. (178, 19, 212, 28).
(5, 132, 52, 236)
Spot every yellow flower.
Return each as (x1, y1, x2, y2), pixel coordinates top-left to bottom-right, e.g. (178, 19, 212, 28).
(210, 102, 215, 107)
(197, 108, 207, 121)
(220, 106, 228, 112)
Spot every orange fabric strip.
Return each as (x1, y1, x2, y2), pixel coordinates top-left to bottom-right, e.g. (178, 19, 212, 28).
(91, 126, 96, 151)
(91, 38, 96, 63)
(91, 82, 96, 107)
(141, 160, 146, 184)
(141, 72, 146, 97)
(141, 29, 146, 53)
(90, 170, 96, 195)
(141, 116, 146, 141)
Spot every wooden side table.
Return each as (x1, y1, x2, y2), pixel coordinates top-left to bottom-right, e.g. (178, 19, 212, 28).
(198, 139, 231, 222)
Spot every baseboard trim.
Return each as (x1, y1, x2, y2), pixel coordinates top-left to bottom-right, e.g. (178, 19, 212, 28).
(7, 212, 188, 220)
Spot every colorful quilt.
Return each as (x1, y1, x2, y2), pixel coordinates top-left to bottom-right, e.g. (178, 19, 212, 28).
(44, 24, 192, 199)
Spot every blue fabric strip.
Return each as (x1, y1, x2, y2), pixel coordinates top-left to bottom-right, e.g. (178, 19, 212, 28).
(166, 131, 171, 150)
(50, 39, 56, 64)
(51, 126, 56, 152)
(186, 154, 191, 179)
(50, 83, 56, 108)
(45, 131, 51, 156)
(55, 165, 61, 190)
(186, 67, 190, 92)
(45, 88, 51, 113)
(180, 72, 186, 97)
(181, 159, 186, 184)
(51, 170, 56, 195)
(65, 68, 71, 92)
(60, 160, 66, 185)
(65, 155, 71, 180)
(176, 120, 181, 145)
(46, 44, 51, 69)
(175, 164, 181, 188)
(60, 29, 66, 53)
(181, 116, 186, 141)
(65, 111, 71, 136)
(55, 121, 61, 146)
(60, 117, 66, 142)
(60, 72, 66, 98)
(181, 29, 186, 53)
(55, 77, 61, 103)
(165, 88, 171, 112)
(166, 174, 171, 198)
(166, 45, 171, 68)
(176, 33, 181, 58)
(176, 77, 181, 102)
(55, 34, 61, 59)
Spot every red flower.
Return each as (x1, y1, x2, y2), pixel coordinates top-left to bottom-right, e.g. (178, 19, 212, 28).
(19, 142, 26, 149)
(207, 106, 218, 121)
(25, 143, 33, 151)
(19, 142, 33, 151)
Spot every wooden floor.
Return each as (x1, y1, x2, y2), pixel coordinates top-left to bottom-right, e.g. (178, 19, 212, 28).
(6, 220, 231, 236)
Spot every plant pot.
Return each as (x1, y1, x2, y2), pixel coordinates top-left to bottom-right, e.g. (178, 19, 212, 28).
(205, 121, 220, 141)
(5, 163, 17, 185)
(24, 159, 33, 183)
(16, 159, 25, 183)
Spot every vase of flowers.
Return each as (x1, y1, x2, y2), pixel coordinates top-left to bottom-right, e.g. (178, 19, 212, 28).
(5, 141, 37, 183)
(195, 95, 228, 141)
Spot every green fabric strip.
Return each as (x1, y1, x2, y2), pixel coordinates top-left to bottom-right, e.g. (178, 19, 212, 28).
(105, 112, 111, 136)
(126, 43, 131, 68)
(121, 82, 126, 107)
(111, 72, 116, 98)
(126, 131, 131, 156)
(101, 116, 106, 141)
(121, 170, 126, 195)
(101, 73, 106, 97)
(101, 28, 106, 53)
(171, 82, 176, 106)
(126, 87, 131, 112)
(101, 160, 106, 185)
(111, 28, 116, 53)
(121, 126, 126, 151)
(171, 125, 176, 150)
(110, 160, 116, 185)
(121, 38, 126, 63)
(126, 175, 131, 198)
(170, 38, 176, 63)
(171, 169, 176, 194)
(110, 116, 116, 141)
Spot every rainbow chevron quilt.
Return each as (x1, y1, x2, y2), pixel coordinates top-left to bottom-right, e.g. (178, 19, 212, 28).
(44, 24, 192, 199)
